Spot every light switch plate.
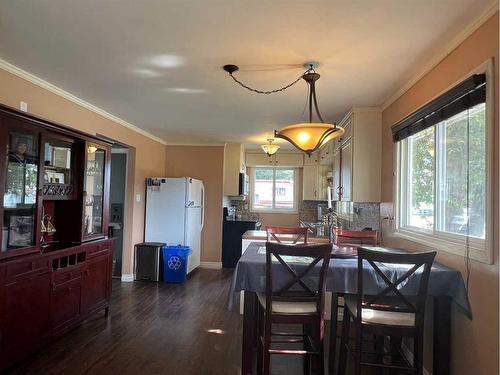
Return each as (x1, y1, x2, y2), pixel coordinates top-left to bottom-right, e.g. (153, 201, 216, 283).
(135, 194, 141, 203)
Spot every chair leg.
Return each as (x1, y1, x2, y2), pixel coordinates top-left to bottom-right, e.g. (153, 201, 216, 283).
(263, 318, 272, 375)
(337, 307, 350, 375)
(317, 330, 325, 375)
(414, 333, 424, 375)
(257, 306, 264, 375)
(353, 320, 362, 375)
(329, 293, 339, 375)
(303, 324, 311, 375)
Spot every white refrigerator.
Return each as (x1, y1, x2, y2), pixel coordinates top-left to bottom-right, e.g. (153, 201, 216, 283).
(145, 177, 204, 274)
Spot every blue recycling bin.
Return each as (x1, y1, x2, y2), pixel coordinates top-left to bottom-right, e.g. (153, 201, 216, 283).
(161, 245, 192, 283)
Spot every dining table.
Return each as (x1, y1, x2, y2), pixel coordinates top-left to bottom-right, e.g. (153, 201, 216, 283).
(228, 241, 471, 375)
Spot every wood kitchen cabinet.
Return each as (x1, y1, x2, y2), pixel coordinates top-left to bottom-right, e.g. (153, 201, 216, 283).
(302, 142, 333, 201)
(303, 165, 319, 200)
(246, 151, 303, 167)
(332, 108, 382, 202)
(0, 103, 114, 372)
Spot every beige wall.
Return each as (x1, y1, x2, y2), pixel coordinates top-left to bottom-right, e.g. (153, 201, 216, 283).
(0, 68, 167, 276)
(381, 13, 499, 375)
(165, 146, 224, 263)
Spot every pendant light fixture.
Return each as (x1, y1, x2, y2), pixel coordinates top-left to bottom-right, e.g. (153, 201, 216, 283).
(223, 63, 344, 155)
(261, 138, 280, 157)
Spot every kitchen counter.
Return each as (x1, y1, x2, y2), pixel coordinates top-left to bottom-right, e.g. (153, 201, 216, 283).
(242, 230, 331, 244)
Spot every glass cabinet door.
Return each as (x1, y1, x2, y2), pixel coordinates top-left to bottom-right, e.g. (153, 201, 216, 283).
(2, 128, 40, 253)
(43, 136, 75, 198)
(83, 143, 105, 238)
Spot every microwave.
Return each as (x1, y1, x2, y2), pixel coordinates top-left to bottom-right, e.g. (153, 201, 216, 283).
(238, 173, 249, 196)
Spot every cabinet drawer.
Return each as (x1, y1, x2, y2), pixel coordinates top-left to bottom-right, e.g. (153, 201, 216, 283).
(6, 258, 49, 280)
(53, 268, 82, 285)
(84, 241, 110, 255)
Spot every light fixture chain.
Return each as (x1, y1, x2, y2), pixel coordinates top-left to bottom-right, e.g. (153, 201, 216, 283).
(228, 68, 312, 95)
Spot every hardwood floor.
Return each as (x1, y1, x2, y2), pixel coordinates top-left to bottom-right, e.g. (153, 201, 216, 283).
(7, 269, 304, 375)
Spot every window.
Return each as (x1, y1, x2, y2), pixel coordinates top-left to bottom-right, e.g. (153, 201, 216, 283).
(397, 102, 491, 261)
(251, 168, 297, 212)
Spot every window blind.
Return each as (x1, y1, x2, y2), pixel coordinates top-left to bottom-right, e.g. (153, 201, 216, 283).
(391, 73, 486, 142)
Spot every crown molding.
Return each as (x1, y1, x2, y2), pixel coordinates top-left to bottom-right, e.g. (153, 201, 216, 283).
(381, 1, 499, 111)
(0, 58, 167, 145)
(165, 142, 225, 146)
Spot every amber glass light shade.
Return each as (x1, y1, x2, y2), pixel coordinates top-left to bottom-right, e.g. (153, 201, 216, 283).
(260, 139, 280, 156)
(275, 123, 344, 155)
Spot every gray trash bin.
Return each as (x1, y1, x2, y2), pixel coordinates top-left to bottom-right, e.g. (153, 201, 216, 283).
(134, 242, 166, 281)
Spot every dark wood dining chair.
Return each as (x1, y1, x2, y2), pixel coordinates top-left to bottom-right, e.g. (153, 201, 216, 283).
(257, 242, 332, 375)
(266, 225, 309, 244)
(338, 247, 436, 375)
(329, 229, 379, 374)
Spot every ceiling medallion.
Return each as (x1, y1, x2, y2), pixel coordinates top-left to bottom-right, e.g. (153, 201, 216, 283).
(223, 62, 344, 155)
(261, 138, 280, 157)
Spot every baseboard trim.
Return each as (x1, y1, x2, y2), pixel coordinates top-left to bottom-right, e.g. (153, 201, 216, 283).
(199, 262, 222, 270)
(401, 343, 431, 375)
(121, 273, 134, 282)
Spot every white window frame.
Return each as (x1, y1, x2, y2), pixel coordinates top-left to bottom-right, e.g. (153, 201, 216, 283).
(394, 60, 494, 264)
(250, 167, 299, 213)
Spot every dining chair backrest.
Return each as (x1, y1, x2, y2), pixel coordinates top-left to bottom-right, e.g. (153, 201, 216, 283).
(356, 247, 436, 327)
(334, 228, 378, 246)
(266, 225, 309, 244)
(265, 242, 332, 315)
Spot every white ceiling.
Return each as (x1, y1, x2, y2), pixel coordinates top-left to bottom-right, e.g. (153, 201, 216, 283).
(0, 0, 495, 146)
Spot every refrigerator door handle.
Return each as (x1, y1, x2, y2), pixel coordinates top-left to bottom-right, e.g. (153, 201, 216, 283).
(200, 186, 205, 229)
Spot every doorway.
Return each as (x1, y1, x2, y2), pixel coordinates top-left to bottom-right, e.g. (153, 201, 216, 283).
(109, 146, 128, 278)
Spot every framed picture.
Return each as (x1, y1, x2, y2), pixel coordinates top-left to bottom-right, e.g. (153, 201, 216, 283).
(8, 215, 34, 247)
(8, 132, 37, 164)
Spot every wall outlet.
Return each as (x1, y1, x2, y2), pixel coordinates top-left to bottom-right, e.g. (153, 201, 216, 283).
(20, 101, 28, 112)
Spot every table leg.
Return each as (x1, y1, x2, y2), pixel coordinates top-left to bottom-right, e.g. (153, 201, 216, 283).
(242, 291, 257, 375)
(329, 292, 339, 375)
(433, 296, 451, 375)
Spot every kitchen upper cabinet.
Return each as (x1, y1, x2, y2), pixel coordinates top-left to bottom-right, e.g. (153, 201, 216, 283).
(274, 153, 303, 166)
(303, 165, 319, 200)
(318, 141, 334, 165)
(303, 152, 319, 165)
(245, 152, 274, 167)
(339, 139, 352, 201)
(246, 152, 303, 167)
(332, 108, 381, 202)
(224, 143, 246, 196)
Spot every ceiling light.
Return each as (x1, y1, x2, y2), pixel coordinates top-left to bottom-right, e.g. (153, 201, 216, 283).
(148, 54, 185, 68)
(260, 139, 280, 157)
(167, 88, 207, 94)
(223, 63, 344, 155)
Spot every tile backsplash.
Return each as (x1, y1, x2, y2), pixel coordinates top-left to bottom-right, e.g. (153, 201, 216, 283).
(225, 196, 381, 231)
(301, 200, 381, 231)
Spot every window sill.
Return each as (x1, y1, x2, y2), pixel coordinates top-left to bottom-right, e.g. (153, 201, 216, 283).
(393, 227, 492, 264)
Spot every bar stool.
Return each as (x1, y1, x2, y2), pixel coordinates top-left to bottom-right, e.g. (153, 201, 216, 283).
(338, 247, 436, 375)
(257, 242, 332, 375)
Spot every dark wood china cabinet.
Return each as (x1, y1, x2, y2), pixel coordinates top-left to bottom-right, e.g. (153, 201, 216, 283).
(0, 104, 114, 371)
